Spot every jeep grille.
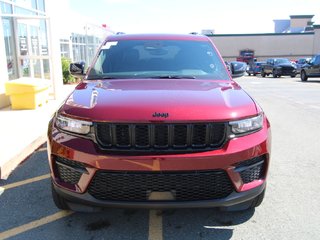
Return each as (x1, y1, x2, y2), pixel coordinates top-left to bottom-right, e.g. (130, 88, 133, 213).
(95, 123, 226, 153)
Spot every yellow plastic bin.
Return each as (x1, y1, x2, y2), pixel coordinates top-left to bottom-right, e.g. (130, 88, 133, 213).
(5, 78, 51, 110)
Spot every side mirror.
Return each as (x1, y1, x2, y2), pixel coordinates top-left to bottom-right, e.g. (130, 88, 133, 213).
(70, 61, 85, 78)
(230, 61, 247, 78)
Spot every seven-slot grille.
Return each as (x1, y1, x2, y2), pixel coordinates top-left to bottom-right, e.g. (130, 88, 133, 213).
(87, 170, 234, 201)
(95, 123, 226, 152)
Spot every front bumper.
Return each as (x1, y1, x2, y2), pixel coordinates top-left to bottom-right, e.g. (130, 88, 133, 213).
(47, 117, 271, 209)
(275, 68, 296, 76)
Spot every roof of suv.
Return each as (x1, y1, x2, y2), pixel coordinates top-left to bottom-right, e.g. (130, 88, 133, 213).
(106, 33, 210, 42)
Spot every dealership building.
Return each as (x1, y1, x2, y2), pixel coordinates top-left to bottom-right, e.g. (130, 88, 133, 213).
(208, 15, 320, 61)
(0, 3, 319, 109)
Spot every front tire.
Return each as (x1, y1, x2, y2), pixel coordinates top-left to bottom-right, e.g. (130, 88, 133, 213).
(261, 69, 266, 77)
(301, 70, 308, 81)
(272, 69, 278, 78)
(51, 182, 70, 210)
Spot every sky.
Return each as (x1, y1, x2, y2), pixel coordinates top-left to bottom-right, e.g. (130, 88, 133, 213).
(61, 0, 320, 34)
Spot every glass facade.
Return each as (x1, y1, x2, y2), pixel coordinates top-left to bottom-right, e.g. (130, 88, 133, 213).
(1, 2, 13, 14)
(2, 17, 18, 80)
(1, 0, 110, 84)
(13, 0, 45, 13)
(1, 0, 50, 80)
(66, 24, 109, 68)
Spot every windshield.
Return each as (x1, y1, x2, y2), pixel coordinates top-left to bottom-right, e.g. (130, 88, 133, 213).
(275, 58, 291, 64)
(86, 39, 230, 80)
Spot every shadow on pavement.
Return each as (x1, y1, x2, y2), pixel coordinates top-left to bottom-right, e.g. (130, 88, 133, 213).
(296, 80, 320, 83)
(161, 208, 254, 240)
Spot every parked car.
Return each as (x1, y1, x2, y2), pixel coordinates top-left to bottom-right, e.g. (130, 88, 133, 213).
(261, 58, 297, 78)
(295, 58, 311, 72)
(246, 62, 265, 76)
(224, 61, 231, 72)
(300, 54, 320, 81)
(48, 33, 271, 212)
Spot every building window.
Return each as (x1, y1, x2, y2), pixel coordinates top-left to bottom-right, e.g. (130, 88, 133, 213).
(2, 17, 18, 80)
(0, 2, 13, 14)
(14, 6, 36, 15)
(37, 0, 45, 12)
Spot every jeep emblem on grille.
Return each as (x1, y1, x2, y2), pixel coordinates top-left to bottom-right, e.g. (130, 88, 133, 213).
(152, 112, 169, 118)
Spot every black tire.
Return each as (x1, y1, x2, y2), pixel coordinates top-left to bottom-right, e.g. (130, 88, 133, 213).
(253, 73, 256, 76)
(272, 69, 278, 78)
(291, 75, 296, 78)
(51, 182, 70, 210)
(261, 69, 266, 77)
(248, 73, 251, 76)
(301, 70, 308, 81)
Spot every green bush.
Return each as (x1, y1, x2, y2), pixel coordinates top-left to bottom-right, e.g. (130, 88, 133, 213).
(61, 57, 75, 84)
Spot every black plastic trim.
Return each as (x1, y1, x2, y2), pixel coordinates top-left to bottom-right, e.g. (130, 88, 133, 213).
(53, 181, 266, 209)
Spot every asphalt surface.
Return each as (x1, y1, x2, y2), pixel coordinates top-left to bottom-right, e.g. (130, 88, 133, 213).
(1, 75, 320, 240)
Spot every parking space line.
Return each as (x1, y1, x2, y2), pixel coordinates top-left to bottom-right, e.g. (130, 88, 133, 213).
(148, 210, 163, 240)
(0, 210, 73, 239)
(36, 147, 47, 152)
(1, 173, 50, 190)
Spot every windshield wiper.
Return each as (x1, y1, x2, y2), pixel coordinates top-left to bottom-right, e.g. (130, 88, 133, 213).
(150, 75, 196, 79)
(87, 75, 197, 80)
(86, 75, 119, 80)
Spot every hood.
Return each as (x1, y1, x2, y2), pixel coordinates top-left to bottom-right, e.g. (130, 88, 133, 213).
(59, 79, 258, 122)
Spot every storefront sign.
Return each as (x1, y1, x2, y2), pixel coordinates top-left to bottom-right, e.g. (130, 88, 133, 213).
(19, 36, 28, 55)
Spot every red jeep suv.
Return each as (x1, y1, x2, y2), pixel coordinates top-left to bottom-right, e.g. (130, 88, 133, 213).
(48, 33, 271, 211)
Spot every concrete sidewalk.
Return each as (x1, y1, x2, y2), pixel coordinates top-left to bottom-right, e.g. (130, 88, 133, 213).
(0, 84, 75, 179)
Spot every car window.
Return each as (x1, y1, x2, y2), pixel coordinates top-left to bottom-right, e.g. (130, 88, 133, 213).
(310, 56, 317, 65)
(314, 56, 320, 65)
(275, 59, 290, 64)
(87, 39, 230, 80)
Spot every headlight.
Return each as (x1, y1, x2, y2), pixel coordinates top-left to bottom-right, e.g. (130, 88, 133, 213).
(55, 115, 92, 135)
(229, 114, 263, 135)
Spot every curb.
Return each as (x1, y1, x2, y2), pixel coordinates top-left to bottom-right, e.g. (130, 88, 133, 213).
(0, 134, 47, 180)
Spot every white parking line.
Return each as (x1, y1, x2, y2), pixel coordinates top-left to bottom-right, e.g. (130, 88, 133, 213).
(36, 147, 47, 152)
(1, 174, 50, 190)
(0, 211, 73, 239)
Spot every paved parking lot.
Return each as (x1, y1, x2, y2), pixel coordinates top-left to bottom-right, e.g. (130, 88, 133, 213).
(1, 76, 320, 240)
